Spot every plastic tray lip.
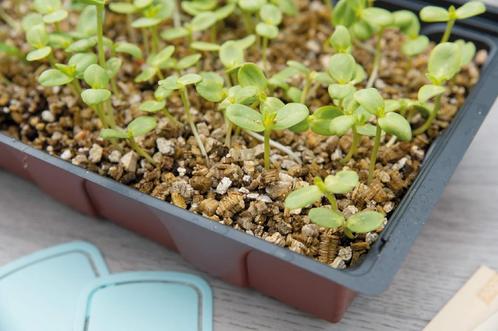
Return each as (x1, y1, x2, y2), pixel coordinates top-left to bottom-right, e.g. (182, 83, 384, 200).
(73, 271, 212, 331)
(0, 1, 497, 296)
(0, 241, 110, 278)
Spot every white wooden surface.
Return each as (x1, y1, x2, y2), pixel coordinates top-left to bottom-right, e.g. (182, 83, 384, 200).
(1, 3, 498, 330)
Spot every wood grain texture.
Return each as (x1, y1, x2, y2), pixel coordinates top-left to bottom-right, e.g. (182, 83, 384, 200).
(1, 2, 497, 329)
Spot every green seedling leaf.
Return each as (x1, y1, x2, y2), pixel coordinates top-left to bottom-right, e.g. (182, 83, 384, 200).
(378, 112, 412, 141)
(428, 42, 461, 83)
(328, 53, 356, 84)
(238, 63, 268, 91)
(127, 116, 157, 137)
(275, 0, 297, 16)
(420, 6, 450, 22)
(159, 75, 180, 90)
(34, 0, 62, 14)
(260, 4, 282, 25)
(76, 6, 97, 38)
(418, 84, 446, 103)
(81, 88, 111, 106)
(269, 66, 299, 89)
(393, 10, 420, 37)
(149, 46, 175, 67)
(106, 57, 122, 78)
(286, 87, 302, 103)
(385, 100, 401, 113)
(352, 64, 367, 84)
(284, 185, 323, 210)
(314, 72, 334, 85)
(115, 42, 143, 59)
(328, 84, 355, 100)
(309, 105, 342, 136)
(135, 67, 158, 82)
(324, 170, 359, 194)
(191, 41, 220, 51)
(346, 210, 385, 233)
(329, 25, 352, 53)
(289, 119, 309, 133)
(402, 35, 429, 57)
(132, 17, 162, 28)
(196, 72, 225, 102)
(84, 64, 110, 89)
(220, 41, 244, 69)
(354, 88, 384, 116)
(308, 208, 345, 229)
(362, 7, 393, 30)
(140, 100, 166, 113)
(332, 0, 357, 27)
(134, 0, 154, 9)
(191, 12, 217, 32)
(274, 103, 310, 130)
(101, 128, 128, 139)
(161, 27, 189, 40)
(76, 0, 106, 6)
(256, 23, 279, 39)
(0, 43, 22, 58)
(27, 25, 49, 48)
(178, 73, 202, 86)
(43, 9, 69, 24)
(215, 3, 236, 20)
(48, 33, 73, 49)
(66, 37, 97, 53)
(261, 97, 285, 114)
(38, 69, 73, 86)
(234, 35, 256, 49)
(155, 85, 173, 100)
(356, 123, 377, 136)
(455, 1, 486, 19)
(286, 61, 310, 75)
(176, 53, 202, 70)
(226, 104, 265, 132)
(456, 40, 476, 67)
(329, 115, 355, 136)
(350, 20, 373, 41)
(109, 2, 137, 14)
(239, 0, 266, 13)
(182, 0, 217, 15)
(22, 13, 44, 31)
(26, 47, 52, 61)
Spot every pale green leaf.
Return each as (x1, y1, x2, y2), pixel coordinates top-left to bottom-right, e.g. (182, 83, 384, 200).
(127, 116, 157, 137)
(378, 112, 412, 141)
(324, 170, 359, 194)
(308, 208, 345, 229)
(284, 185, 323, 209)
(226, 104, 265, 132)
(346, 210, 385, 233)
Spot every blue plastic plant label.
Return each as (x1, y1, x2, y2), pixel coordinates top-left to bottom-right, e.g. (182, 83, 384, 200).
(73, 272, 213, 331)
(0, 241, 109, 331)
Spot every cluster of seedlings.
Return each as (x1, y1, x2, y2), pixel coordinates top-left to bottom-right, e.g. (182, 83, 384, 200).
(0, 0, 487, 268)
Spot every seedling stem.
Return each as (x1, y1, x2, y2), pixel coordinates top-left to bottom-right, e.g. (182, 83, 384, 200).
(368, 124, 382, 184)
(367, 29, 383, 88)
(342, 126, 359, 164)
(179, 87, 210, 165)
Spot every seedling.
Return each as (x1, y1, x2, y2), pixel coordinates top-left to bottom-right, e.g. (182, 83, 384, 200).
(25, 24, 53, 63)
(130, 0, 174, 55)
(354, 88, 412, 184)
(38, 52, 97, 99)
(80, 64, 116, 128)
(135, 45, 175, 82)
(285, 170, 359, 211)
(256, 4, 282, 69)
(219, 35, 256, 83)
(161, 11, 217, 48)
(226, 63, 309, 169)
(100, 116, 157, 164)
(158, 73, 211, 164)
(420, 1, 486, 43)
(413, 41, 471, 135)
(307, 208, 385, 239)
(393, 10, 429, 64)
(139, 94, 180, 127)
(32, 0, 68, 31)
(285, 170, 385, 238)
(78, 0, 107, 67)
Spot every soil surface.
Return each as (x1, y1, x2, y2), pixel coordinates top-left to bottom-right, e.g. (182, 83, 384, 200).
(0, 0, 487, 269)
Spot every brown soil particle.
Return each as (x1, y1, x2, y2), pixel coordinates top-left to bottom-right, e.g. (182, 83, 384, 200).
(0, 0, 485, 269)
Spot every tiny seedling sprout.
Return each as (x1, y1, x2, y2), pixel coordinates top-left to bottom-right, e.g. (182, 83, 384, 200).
(100, 116, 158, 164)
